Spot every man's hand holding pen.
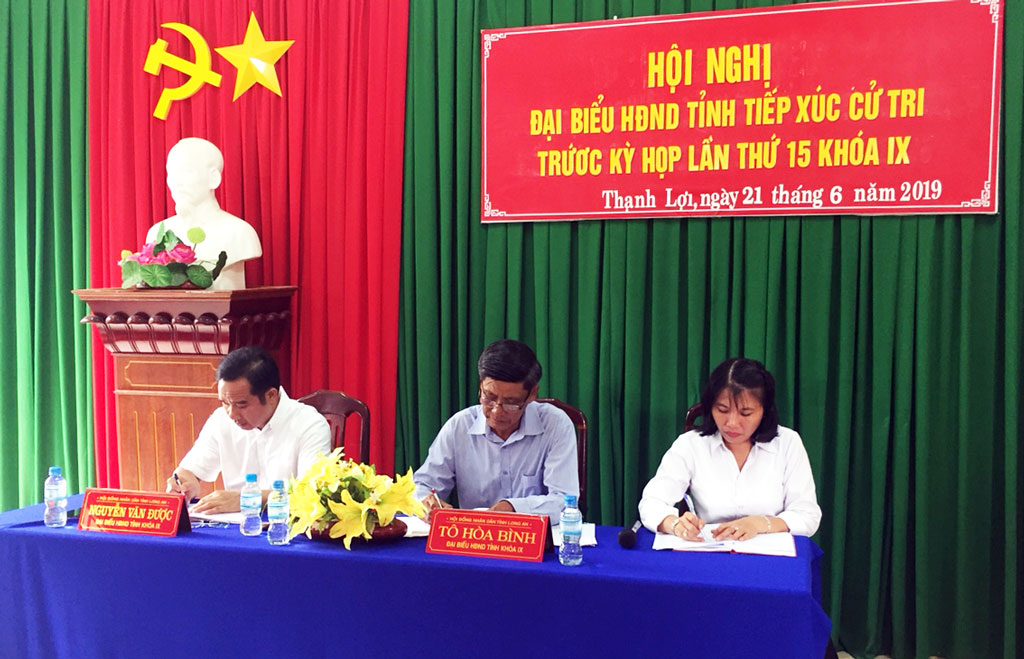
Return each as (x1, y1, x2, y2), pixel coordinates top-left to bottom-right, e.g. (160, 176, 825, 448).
(167, 469, 201, 503)
(421, 489, 451, 523)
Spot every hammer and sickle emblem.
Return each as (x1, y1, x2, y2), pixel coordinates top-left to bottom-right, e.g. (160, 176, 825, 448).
(143, 22, 222, 120)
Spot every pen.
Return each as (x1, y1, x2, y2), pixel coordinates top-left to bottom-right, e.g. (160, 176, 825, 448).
(682, 492, 696, 516)
(431, 488, 443, 510)
(682, 493, 708, 541)
(174, 473, 200, 504)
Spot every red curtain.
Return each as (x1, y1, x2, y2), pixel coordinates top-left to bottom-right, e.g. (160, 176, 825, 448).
(87, 0, 408, 484)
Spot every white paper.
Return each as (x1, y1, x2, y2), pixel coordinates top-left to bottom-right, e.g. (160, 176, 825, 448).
(652, 523, 796, 557)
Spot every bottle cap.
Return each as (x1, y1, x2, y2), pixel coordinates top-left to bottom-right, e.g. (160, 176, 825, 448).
(245, 473, 257, 483)
(273, 480, 285, 490)
(563, 494, 577, 506)
(49, 466, 61, 476)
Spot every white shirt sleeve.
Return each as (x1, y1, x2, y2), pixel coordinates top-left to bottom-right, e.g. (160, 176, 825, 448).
(293, 409, 332, 477)
(178, 410, 227, 482)
(776, 430, 822, 536)
(638, 434, 692, 532)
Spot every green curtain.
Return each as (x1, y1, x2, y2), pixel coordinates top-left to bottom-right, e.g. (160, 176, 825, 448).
(397, 1, 1022, 657)
(0, 0, 91, 512)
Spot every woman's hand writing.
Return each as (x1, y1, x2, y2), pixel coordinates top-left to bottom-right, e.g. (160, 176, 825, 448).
(660, 511, 706, 541)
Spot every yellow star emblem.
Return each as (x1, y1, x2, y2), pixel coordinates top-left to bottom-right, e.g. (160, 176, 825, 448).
(215, 13, 293, 101)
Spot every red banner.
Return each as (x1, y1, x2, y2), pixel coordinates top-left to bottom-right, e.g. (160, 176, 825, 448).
(481, 0, 1003, 221)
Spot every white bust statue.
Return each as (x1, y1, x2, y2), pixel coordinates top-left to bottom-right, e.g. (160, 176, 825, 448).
(146, 137, 262, 290)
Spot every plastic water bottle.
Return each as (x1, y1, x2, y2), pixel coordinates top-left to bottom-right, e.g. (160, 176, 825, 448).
(267, 480, 289, 545)
(43, 466, 68, 528)
(558, 494, 583, 566)
(240, 473, 262, 536)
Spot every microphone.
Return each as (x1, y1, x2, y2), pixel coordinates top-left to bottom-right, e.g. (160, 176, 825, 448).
(618, 520, 642, 548)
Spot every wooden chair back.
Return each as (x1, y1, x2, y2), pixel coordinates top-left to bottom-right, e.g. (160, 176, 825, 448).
(684, 402, 703, 432)
(298, 390, 371, 464)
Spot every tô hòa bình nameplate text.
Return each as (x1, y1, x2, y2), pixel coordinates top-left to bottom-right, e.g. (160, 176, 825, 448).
(426, 509, 547, 562)
(78, 488, 190, 536)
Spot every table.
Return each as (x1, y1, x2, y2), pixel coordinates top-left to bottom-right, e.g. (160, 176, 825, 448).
(0, 497, 831, 658)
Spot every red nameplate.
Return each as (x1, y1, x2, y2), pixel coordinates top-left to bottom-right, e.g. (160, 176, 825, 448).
(78, 488, 190, 537)
(425, 509, 548, 562)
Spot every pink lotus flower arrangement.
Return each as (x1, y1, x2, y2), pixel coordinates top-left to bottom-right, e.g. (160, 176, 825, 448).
(134, 241, 196, 265)
(119, 225, 227, 289)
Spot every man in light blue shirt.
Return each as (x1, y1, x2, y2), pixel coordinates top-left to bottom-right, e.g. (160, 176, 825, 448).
(414, 339, 579, 520)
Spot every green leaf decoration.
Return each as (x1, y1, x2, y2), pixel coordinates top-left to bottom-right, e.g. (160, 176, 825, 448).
(121, 260, 141, 288)
(166, 262, 188, 286)
(186, 227, 206, 245)
(211, 251, 227, 280)
(187, 265, 213, 288)
(120, 249, 133, 260)
(141, 264, 172, 287)
(153, 222, 166, 244)
(162, 229, 180, 251)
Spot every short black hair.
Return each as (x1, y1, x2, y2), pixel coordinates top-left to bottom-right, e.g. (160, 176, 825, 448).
(696, 357, 779, 443)
(217, 346, 280, 403)
(477, 339, 542, 392)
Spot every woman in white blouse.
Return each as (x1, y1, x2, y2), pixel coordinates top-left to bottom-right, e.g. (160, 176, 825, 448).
(638, 357, 822, 541)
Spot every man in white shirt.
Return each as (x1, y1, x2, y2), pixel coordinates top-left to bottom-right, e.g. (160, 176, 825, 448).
(166, 346, 330, 513)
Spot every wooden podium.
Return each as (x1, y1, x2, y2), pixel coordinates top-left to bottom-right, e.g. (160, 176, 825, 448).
(73, 286, 297, 492)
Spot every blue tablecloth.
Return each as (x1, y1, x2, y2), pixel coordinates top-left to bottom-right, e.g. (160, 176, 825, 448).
(0, 498, 831, 658)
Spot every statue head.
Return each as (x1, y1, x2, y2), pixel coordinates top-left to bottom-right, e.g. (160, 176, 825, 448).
(165, 137, 224, 215)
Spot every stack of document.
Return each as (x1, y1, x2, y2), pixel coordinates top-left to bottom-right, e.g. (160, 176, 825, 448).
(652, 523, 796, 557)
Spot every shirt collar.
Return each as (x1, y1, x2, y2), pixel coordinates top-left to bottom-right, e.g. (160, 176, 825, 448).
(469, 401, 542, 444)
(711, 430, 779, 454)
(259, 387, 291, 433)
